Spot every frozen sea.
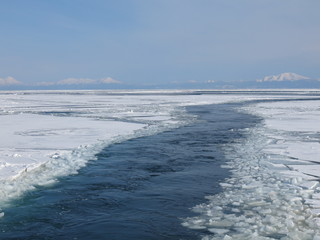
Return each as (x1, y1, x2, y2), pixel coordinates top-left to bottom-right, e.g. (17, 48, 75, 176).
(0, 90, 320, 240)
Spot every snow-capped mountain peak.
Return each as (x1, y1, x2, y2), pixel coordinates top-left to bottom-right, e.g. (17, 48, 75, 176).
(257, 73, 310, 82)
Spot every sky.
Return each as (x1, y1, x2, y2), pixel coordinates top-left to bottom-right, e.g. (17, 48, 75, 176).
(0, 0, 320, 89)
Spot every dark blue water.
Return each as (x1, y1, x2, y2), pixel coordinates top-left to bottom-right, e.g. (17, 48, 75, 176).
(0, 103, 260, 240)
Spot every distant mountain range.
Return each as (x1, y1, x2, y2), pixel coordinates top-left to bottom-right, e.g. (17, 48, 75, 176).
(166, 73, 320, 89)
(1, 72, 319, 90)
(256, 72, 311, 82)
(251, 72, 320, 89)
(199, 72, 320, 89)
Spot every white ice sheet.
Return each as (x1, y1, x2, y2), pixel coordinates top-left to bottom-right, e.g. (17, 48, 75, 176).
(0, 113, 145, 180)
(1, 89, 320, 235)
(1, 90, 276, 206)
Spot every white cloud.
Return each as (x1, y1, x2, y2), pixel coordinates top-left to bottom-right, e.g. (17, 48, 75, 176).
(57, 78, 97, 85)
(100, 77, 121, 84)
(0, 76, 22, 85)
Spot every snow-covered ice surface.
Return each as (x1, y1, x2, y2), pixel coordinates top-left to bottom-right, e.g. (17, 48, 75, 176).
(1, 89, 320, 240)
(183, 97, 320, 239)
(0, 90, 279, 214)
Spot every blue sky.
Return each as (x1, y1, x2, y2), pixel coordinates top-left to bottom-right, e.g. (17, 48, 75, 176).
(0, 0, 320, 88)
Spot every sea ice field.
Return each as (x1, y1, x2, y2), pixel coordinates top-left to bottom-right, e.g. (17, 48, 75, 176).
(0, 90, 320, 239)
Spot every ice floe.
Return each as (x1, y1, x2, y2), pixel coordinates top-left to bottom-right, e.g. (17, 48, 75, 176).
(1, 89, 320, 237)
(183, 97, 320, 239)
(1, 90, 274, 215)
